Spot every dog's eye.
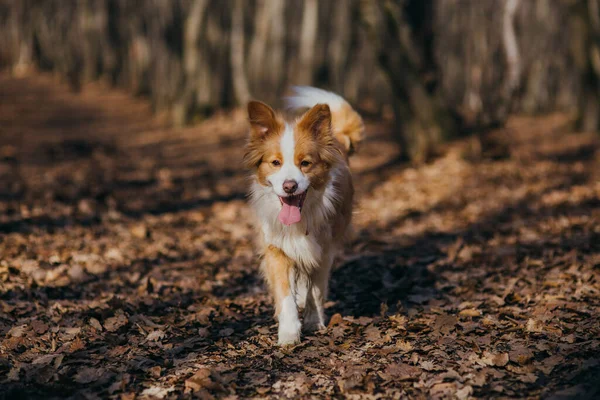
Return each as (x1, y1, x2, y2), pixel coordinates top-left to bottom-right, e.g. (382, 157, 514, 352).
(272, 160, 281, 166)
(300, 160, 311, 167)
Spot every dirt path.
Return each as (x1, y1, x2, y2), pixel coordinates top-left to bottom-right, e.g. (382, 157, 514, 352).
(0, 72, 599, 399)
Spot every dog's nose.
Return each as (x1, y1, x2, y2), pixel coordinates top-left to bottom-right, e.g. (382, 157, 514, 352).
(283, 180, 298, 194)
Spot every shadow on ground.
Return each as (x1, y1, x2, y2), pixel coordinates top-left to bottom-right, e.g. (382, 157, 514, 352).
(0, 73, 599, 398)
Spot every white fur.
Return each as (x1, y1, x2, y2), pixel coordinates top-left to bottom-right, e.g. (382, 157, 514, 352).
(249, 88, 357, 346)
(249, 163, 343, 271)
(291, 270, 309, 309)
(277, 295, 301, 345)
(285, 86, 346, 112)
(267, 123, 309, 197)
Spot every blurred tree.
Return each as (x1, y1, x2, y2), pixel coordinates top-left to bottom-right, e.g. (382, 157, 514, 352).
(0, 0, 597, 151)
(572, 0, 600, 132)
(361, 0, 457, 162)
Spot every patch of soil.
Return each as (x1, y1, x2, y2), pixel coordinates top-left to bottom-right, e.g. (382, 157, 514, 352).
(0, 72, 599, 399)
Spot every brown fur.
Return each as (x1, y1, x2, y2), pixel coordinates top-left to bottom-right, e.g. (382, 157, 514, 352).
(295, 104, 345, 191)
(245, 94, 363, 345)
(262, 245, 295, 316)
(243, 101, 285, 170)
(332, 103, 365, 156)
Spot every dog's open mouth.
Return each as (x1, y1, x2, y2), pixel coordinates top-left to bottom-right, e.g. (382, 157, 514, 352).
(278, 190, 308, 226)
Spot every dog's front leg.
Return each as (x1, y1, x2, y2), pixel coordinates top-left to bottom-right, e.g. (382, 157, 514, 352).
(262, 245, 301, 346)
(303, 253, 333, 332)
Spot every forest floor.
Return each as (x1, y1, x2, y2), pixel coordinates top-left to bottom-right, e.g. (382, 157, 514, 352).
(0, 72, 599, 400)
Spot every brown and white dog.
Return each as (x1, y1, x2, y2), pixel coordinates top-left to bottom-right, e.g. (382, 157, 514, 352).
(244, 87, 364, 345)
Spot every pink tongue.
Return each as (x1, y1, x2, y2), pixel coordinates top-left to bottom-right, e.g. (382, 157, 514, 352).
(278, 203, 302, 225)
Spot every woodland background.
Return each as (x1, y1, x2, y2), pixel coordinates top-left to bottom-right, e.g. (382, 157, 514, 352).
(1, 0, 599, 158)
(0, 1, 599, 399)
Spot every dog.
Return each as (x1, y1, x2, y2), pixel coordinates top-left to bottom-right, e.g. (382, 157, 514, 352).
(243, 86, 364, 346)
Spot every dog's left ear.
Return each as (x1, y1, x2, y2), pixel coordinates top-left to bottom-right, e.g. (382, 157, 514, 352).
(298, 104, 332, 139)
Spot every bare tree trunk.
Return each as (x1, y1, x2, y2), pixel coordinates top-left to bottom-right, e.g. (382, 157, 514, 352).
(362, 0, 456, 162)
(297, 0, 319, 85)
(230, 0, 251, 104)
(576, 0, 600, 132)
(0, 0, 593, 131)
(248, 0, 272, 93)
(502, 0, 521, 108)
(266, 0, 285, 100)
(328, 0, 351, 93)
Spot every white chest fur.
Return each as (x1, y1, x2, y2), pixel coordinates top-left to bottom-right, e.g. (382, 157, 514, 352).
(249, 168, 342, 271)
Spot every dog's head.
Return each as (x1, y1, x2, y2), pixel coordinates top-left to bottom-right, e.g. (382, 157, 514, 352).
(244, 101, 343, 225)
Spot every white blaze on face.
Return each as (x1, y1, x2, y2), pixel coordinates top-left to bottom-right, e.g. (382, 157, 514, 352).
(267, 123, 310, 197)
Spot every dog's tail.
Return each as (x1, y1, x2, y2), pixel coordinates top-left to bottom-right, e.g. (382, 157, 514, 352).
(285, 86, 365, 155)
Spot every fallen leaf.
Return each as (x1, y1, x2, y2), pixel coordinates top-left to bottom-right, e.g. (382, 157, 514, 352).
(8, 325, 28, 338)
(149, 366, 162, 378)
(526, 318, 544, 333)
(456, 385, 473, 400)
(140, 386, 175, 399)
(381, 363, 421, 381)
(89, 317, 103, 331)
(7, 367, 20, 381)
(434, 314, 458, 334)
(32, 354, 58, 366)
(396, 340, 414, 352)
(364, 326, 381, 341)
(31, 320, 49, 335)
(389, 314, 407, 330)
(518, 373, 538, 383)
(186, 368, 212, 392)
(74, 367, 106, 384)
(430, 382, 457, 398)
(481, 351, 509, 367)
(420, 360, 435, 371)
(104, 312, 129, 332)
(509, 346, 534, 365)
(218, 328, 234, 337)
(459, 309, 482, 318)
(328, 313, 343, 327)
(70, 337, 85, 352)
(146, 330, 166, 342)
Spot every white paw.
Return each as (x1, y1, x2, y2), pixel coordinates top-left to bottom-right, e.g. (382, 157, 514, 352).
(277, 322, 301, 346)
(303, 310, 326, 332)
(304, 321, 326, 333)
(277, 295, 301, 346)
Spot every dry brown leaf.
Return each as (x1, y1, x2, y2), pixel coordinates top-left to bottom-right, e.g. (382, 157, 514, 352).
(430, 382, 457, 398)
(526, 318, 544, 333)
(389, 314, 407, 329)
(146, 330, 166, 342)
(149, 366, 162, 378)
(31, 320, 49, 335)
(509, 346, 534, 365)
(382, 363, 421, 381)
(140, 386, 174, 399)
(89, 317, 103, 331)
(459, 309, 482, 318)
(481, 351, 509, 367)
(433, 314, 458, 334)
(396, 340, 414, 352)
(104, 313, 129, 332)
(32, 354, 57, 366)
(364, 326, 381, 341)
(456, 385, 473, 400)
(69, 337, 85, 352)
(8, 324, 28, 338)
(74, 367, 106, 384)
(185, 368, 212, 392)
(328, 313, 343, 327)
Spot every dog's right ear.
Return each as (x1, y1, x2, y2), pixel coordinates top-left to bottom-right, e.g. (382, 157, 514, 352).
(247, 101, 282, 138)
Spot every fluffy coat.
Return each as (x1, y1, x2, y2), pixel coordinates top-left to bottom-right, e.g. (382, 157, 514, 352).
(244, 87, 364, 345)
